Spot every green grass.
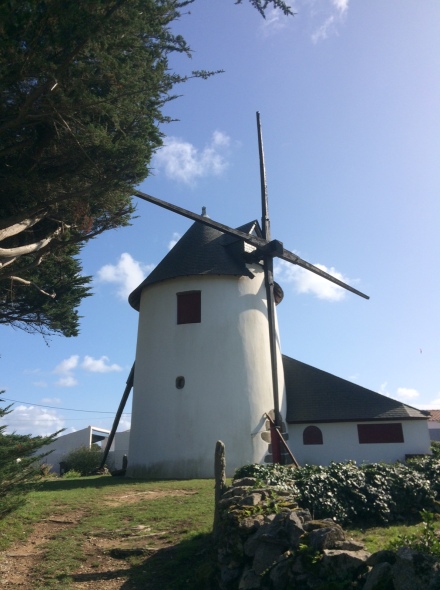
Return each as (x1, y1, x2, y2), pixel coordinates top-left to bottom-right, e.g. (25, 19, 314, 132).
(0, 476, 217, 589)
(348, 521, 427, 553)
(0, 475, 435, 589)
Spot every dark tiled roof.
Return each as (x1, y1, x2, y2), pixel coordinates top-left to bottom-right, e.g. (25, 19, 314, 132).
(129, 219, 259, 310)
(283, 355, 428, 423)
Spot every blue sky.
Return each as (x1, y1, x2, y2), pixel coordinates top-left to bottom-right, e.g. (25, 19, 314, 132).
(2, 0, 440, 438)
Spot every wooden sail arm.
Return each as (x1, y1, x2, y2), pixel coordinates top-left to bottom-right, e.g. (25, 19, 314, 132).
(133, 189, 369, 301)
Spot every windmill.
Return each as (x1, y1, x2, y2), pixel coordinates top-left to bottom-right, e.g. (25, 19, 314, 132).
(101, 113, 368, 476)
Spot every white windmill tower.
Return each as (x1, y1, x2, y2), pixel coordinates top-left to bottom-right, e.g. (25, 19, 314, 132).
(126, 215, 288, 478)
(101, 114, 368, 479)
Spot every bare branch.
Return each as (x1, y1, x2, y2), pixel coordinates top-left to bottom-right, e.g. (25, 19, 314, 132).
(0, 227, 62, 262)
(0, 214, 46, 242)
(7, 276, 56, 299)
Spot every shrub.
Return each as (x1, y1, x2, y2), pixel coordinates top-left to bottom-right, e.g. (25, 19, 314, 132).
(62, 446, 104, 476)
(407, 451, 440, 498)
(235, 459, 439, 526)
(63, 469, 82, 479)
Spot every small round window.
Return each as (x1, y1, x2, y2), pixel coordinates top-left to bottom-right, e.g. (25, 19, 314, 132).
(176, 376, 185, 389)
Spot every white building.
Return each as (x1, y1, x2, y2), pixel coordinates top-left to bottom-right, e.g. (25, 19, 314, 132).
(125, 218, 430, 479)
(42, 426, 109, 474)
(42, 427, 130, 474)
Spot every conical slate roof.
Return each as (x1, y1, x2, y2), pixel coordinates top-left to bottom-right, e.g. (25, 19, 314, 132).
(283, 355, 428, 423)
(129, 219, 258, 310)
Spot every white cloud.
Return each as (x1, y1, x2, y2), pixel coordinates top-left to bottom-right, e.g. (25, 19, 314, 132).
(311, 15, 336, 43)
(33, 380, 48, 388)
(332, 0, 349, 14)
(82, 355, 122, 373)
(396, 387, 420, 401)
(97, 252, 154, 300)
(55, 375, 78, 388)
(52, 354, 122, 385)
(4, 405, 65, 436)
(275, 259, 350, 301)
(260, 8, 290, 36)
(310, 0, 349, 43)
(380, 382, 420, 402)
(379, 381, 390, 396)
(419, 395, 440, 410)
(53, 355, 79, 387)
(53, 355, 79, 374)
(154, 131, 231, 185)
(117, 416, 132, 431)
(168, 232, 181, 250)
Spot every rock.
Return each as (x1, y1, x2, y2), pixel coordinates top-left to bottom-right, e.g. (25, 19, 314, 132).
(363, 562, 393, 590)
(295, 509, 312, 523)
(367, 549, 397, 566)
(239, 566, 262, 589)
(220, 564, 242, 586)
(285, 511, 306, 547)
(391, 548, 440, 590)
(214, 479, 440, 590)
(308, 525, 345, 551)
(303, 519, 340, 532)
(334, 539, 366, 551)
(234, 477, 258, 487)
(252, 540, 288, 575)
(240, 493, 263, 506)
(269, 553, 292, 590)
(238, 515, 265, 534)
(321, 548, 370, 579)
(232, 486, 256, 497)
(244, 522, 273, 557)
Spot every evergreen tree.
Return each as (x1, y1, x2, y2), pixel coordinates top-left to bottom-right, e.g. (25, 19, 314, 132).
(0, 397, 62, 518)
(0, 0, 293, 337)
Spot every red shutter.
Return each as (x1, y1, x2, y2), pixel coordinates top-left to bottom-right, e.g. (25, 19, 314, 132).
(177, 291, 201, 324)
(357, 423, 404, 444)
(303, 425, 323, 445)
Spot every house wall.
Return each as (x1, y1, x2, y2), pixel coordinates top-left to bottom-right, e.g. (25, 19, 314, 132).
(42, 426, 108, 474)
(287, 420, 431, 466)
(104, 430, 131, 470)
(127, 267, 286, 479)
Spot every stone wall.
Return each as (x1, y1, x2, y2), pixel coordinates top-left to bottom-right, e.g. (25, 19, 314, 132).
(213, 477, 440, 590)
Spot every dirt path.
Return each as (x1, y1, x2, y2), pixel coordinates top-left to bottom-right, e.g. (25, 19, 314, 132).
(0, 489, 194, 589)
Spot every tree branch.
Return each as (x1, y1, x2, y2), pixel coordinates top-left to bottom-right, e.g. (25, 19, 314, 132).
(0, 214, 46, 242)
(0, 227, 62, 262)
(7, 276, 56, 299)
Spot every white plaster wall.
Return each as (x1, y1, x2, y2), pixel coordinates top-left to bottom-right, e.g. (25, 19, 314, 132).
(109, 430, 130, 470)
(127, 268, 285, 479)
(42, 426, 109, 473)
(287, 420, 431, 466)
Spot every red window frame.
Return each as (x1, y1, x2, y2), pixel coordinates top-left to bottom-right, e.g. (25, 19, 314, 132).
(177, 291, 201, 324)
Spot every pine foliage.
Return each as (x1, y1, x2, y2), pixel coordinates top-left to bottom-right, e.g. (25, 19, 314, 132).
(0, 0, 293, 337)
(0, 397, 61, 518)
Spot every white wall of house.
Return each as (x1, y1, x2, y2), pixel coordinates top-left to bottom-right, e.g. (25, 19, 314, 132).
(42, 426, 110, 474)
(127, 267, 286, 479)
(287, 420, 431, 466)
(104, 430, 131, 470)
